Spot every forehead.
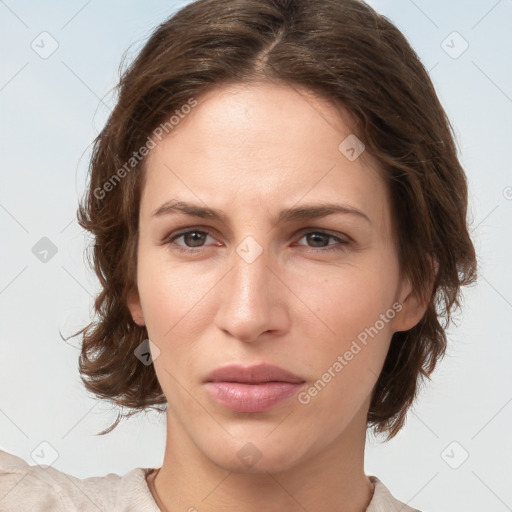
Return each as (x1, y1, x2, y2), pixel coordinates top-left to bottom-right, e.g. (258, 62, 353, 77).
(141, 82, 389, 229)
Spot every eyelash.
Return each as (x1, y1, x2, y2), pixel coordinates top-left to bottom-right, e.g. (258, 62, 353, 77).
(165, 228, 350, 254)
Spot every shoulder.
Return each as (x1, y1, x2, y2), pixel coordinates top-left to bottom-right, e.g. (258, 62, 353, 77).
(0, 448, 159, 512)
(366, 475, 424, 512)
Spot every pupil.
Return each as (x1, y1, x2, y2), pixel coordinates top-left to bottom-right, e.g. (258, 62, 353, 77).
(309, 233, 327, 247)
(186, 232, 205, 247)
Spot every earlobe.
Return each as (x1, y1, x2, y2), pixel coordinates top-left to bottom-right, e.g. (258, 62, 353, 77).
(127, 288, 145, 326)
(391, 287, 428, 333)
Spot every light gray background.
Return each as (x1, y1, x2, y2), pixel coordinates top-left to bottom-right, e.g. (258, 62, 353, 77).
(1, 1, 511, 511)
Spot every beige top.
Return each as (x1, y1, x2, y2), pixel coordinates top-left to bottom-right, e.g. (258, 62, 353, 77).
(0, 449, 421, 511)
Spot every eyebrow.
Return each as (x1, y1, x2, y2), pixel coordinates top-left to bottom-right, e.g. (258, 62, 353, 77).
(151, 200, 371, 225)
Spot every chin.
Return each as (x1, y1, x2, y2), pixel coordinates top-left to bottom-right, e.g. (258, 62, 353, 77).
(203, 434, 307, 474)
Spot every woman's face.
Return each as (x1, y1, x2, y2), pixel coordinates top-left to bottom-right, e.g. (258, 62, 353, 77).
(128, 82, 423, 472)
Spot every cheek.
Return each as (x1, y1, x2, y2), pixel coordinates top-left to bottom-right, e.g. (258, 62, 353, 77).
(135, 254, 223, 391)
(137, 253, 213, 336)
(300, 259, 399, 342)
(296, 277, 395, 427)
(293, 258, 399, 395)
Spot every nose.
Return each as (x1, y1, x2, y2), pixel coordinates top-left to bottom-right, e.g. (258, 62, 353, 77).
(213, 241, 290, 343)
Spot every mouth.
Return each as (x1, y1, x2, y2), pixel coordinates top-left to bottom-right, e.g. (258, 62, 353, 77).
(203, 363, 306, 412)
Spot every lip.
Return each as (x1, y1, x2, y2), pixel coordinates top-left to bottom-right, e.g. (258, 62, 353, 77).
(203, 363, 306, 413)
(203, 363, 305, 384)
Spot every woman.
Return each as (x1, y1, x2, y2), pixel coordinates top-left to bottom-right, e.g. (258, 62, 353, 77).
(0, 0, 476, 510)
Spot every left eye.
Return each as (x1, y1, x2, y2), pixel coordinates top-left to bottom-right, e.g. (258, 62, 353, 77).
(296, 231, 348, 251)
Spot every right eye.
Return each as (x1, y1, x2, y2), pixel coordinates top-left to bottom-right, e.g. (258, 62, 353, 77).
(165, 228, 219, 253)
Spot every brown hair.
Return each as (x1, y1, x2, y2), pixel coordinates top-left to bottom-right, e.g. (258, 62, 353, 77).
(66, 0, 477, 439)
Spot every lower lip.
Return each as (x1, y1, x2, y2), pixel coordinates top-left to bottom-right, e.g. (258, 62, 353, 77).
(204, 381, 305, 412)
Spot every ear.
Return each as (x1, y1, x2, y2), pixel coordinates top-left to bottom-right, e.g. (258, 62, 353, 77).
(391, 254, 438, 333)
(127, 287, 145, 327)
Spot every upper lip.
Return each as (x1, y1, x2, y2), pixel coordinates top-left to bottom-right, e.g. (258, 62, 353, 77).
(204, 363, 305, 384)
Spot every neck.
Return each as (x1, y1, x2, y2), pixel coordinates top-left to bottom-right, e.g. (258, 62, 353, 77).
(150, 405, 374, 512)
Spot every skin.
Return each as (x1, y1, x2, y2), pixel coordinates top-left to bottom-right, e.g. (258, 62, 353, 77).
(127, 81, 427, 512)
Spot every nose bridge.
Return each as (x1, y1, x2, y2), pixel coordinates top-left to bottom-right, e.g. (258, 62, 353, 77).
(228, 234, 273, 311)
(214, 234, 287, 342)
